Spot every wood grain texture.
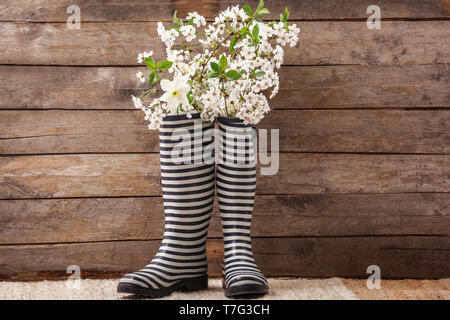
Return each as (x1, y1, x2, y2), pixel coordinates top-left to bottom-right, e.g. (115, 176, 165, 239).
(1, 194, 448, 244)
(0, 109, 449, 154)
(1, 1, 449, 281)
(1, 0, 449, 22)
(0, 237, 448, 280)
(1, 21, 449, 66)
(0, 153, 448, 199)
(0, 110, 159, 154)
(1, 65, 449, 110)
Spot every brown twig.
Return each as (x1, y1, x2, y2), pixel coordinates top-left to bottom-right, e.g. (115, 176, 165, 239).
(198, 33, 234, 84)
(222, 80, 230, 117)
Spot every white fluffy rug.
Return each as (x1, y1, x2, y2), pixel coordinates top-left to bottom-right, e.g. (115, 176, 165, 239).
(0, 278, 448, 300)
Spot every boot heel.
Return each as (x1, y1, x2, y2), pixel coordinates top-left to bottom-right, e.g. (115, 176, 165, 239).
(181, 274, 208, 292)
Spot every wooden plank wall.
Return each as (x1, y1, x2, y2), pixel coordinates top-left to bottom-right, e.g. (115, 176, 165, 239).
(0, 0, 449, 281)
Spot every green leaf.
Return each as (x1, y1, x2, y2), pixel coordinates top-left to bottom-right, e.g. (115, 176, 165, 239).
(157, 60, 173, 70)
(258, 8, 270, 15)
(145, 57, 156, 70)
(149, 71, 159, 86)
(225, 70, 241, 81)
(242, 5, 253, 16)
(210, 62, 221, 73)
(208, 72, 220, 78)
(187, 91, 193, 104)
(219, 55, 228, 71)
(240, 27, 251, 39)
(173, 10, 183, 26)
(256, 0, 264, 12)
(251, 35, 260, 45)
(230, 36, 238, 53)
(255, 71, 266, 77)
(252, 24, 259, 40)
(283, 7, 289, 22)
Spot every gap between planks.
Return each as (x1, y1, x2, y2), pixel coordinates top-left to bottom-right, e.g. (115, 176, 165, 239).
(1, 18, 449, 23)
(1, 152, 450, 156)
(0, 107, 449, 111)
(1, 234, 449, 247)
(1, 192, 450, 201)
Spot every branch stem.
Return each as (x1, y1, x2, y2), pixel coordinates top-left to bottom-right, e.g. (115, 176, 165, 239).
(222, 80, 230, 117)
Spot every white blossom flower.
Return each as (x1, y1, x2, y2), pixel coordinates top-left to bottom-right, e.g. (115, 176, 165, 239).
(136, 71, 145, 83)
(186, 12, 206, 27)
(180, 25, 196, 42)
(159, 76, 191, 113)
(137, 51, 153, 63)
(288, 24, 300, 34)
(132, 95, 144, 109)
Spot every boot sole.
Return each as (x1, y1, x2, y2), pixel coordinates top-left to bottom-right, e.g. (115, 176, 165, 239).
(117, 274, 208, 298)
(224, 283, 269, 298)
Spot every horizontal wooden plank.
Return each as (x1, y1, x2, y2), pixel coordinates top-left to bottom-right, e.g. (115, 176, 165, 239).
(0, 154, 448, 199)
(1, 194, 448, 244)
(261, 110, 450, 154)
(0, 154, 160, 199)
(0, 236, 448, 280)
(0, 21, 449, 66)
(0, 109, 449, 155)
(1, 65, 448, 110)
(1, 0, 449, 22)
(0, 110, 158, 154)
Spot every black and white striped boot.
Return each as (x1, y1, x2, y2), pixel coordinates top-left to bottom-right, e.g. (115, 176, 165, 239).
(118, 113, 215, 297)
(217, 117, 269, 298)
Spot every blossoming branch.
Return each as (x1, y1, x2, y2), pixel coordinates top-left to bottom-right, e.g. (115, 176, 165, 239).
(132, 1, 300, 129)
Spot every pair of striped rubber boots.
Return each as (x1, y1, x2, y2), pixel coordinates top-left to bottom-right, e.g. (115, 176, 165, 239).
(117, 114, 268, 298)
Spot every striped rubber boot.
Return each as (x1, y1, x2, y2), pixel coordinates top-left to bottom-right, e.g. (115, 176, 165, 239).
(118, 113, 215, 297)
(217, 117, 268, 298)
